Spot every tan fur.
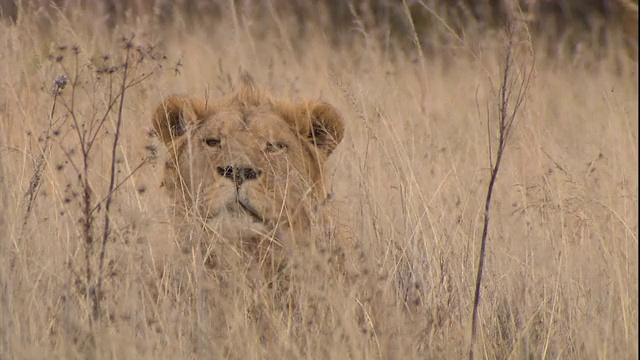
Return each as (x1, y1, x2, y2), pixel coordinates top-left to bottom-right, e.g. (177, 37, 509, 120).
(152, 75, 345, 272)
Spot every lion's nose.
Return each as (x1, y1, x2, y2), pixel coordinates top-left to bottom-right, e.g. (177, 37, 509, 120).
(217, 165, 262, 186)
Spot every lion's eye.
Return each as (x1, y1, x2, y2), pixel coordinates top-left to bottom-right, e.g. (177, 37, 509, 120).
(203, 138, 221, 148)
(266, 141, 287, 154)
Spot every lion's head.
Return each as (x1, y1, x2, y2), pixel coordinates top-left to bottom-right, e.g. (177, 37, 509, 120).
(152, 76, 345, 250)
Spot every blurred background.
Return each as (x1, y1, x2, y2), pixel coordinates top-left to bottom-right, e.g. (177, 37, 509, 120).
(1, 0, 637, 59)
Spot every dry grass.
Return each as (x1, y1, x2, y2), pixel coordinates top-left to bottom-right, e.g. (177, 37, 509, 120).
(0, 5, 637, 360)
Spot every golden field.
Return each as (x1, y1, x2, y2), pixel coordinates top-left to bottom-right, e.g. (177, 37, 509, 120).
(0, 3, 637, 359)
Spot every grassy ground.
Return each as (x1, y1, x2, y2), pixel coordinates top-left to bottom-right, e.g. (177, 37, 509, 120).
(0, 5, 637, 359)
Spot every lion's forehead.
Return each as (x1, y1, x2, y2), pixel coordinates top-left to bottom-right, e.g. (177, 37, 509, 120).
(201, 107, 294, 140)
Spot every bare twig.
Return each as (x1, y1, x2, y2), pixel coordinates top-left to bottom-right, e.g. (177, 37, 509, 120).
(21, 75, 67, 230)
(94, 40, 132, 318)
(468, 22, 534, 360)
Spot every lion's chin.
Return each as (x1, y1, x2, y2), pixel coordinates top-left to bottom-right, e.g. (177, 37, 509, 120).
(204, 212, 268, 237)
(202, 207, 292, 246)
(199, 194, 297, 243)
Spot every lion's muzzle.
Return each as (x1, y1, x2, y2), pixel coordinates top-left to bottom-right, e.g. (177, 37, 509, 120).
(217, 165, 263, 186)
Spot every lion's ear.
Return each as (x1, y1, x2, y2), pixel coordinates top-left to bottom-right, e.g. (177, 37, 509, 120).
(152, 95, 206, 146)
(301, 102, 345, 156)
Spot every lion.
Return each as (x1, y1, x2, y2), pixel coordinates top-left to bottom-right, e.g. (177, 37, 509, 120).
(151, 74, 346, 277)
